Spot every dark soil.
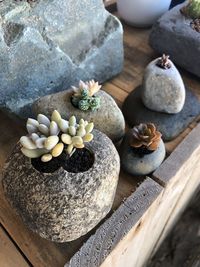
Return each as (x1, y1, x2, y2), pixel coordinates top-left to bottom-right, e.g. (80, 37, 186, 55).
(31, 148, 94, 174)
(131, 146, 154, 157)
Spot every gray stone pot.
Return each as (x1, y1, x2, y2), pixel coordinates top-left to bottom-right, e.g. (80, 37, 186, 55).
(2, 130, 120, 242)
(149, 3, 200, 78)
(120, 132, 166, 176)
(33, 89, 125, 142)
(142, 58, 185, 114)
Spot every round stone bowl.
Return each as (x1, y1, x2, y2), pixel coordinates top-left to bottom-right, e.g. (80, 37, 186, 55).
(2, 130, 120, 242)
(120, 132, 166, 176)
(33, 89, 125, 142)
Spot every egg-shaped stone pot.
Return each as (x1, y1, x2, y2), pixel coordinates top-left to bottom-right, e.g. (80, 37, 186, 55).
(33, 89, 125, 142)
(142, 58, 185, 114)
(2, 130, 120, 242)
(120, 131, 166, 176)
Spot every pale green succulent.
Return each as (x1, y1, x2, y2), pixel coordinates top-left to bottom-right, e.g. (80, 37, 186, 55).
(182, 0, 200, 19)
(20, 110, 94, 163)
(71, 80, 101, 111)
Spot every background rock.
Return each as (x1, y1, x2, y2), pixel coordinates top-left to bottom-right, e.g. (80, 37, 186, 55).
(149, 3, 200, 78)
(122, 86, 200, 141)
(0, 0, 123, 118)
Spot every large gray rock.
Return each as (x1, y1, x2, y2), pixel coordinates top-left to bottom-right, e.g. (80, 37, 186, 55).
(2, 129, 120, 242)
(149, 3, 200, 78)
(0, 0, 123, 117)
(33, 89, 125, 142)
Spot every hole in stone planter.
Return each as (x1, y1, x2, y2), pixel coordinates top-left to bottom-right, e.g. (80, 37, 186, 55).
(31, 157, 61, 173)
(131, 146, 154, 158)
(60, 148, 95, 173)
(31, 148, 95, 174)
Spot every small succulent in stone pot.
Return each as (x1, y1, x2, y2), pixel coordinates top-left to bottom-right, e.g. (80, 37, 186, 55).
(2, 110, 120, 242)
(181, 0, 200, 32)
(142, 54, 186, 114)
(71, 80, 101, 111)
(120, 123, 165, 175)
(181, 0, 200, 19)
(33, 80, 125, 142)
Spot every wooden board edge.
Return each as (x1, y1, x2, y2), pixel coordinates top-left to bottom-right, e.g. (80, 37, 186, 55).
(153, 123, 200, 187)
(65, 177, 163, 267)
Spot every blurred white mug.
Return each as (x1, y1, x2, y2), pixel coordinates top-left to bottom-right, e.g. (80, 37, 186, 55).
(117, 0, 172, 27)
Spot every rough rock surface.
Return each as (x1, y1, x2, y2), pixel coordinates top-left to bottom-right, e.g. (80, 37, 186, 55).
(149, 3, 200, 78)
(2, 129, 120, 242)
(122, 86, 200, 141)
(0, 0, 123, 118)
(142, 59, 185, 114)
(120, 131, 165, 176)
(33, 89, 125, 142)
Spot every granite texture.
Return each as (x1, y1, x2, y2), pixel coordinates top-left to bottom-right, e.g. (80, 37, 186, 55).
(122, 86, 200, 141)
(120, 131, 166, 176)
(142, 58, 185, 114)
(0, 0, 123, 118)
(149, 3, 200, 78)
(33, 89, 125, 142)
(2, 129, 120, 242)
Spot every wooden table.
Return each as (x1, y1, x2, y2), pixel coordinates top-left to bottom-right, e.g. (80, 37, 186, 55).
(0, 16, 200, 267)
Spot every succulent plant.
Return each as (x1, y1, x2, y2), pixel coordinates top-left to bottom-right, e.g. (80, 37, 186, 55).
(71, 80, 101, 111)
(130, 123, 162, 151)
(156, 54, 171, 69)
(20, 110, 94, 163)
(181, 0, 200, 19)
(191, 18, 200, 32)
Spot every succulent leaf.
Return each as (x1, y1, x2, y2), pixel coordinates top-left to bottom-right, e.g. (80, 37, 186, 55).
(44, 136, 59, 150)
(38, 124, 49, 136)
(41, 154, 53, 163)
(21, 148, 48, 158)
(20, 136, 37, 150)
(37, 114, 50, 127)
(61, 134, 72, 145)
(49, 121, 60, 136)
(51, 143, 64, 157)
(51, 110, 62, 123)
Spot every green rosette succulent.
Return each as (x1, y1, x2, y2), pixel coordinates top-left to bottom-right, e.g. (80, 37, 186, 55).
(71, 80, 101, 111)
(182, 0, 200, 19)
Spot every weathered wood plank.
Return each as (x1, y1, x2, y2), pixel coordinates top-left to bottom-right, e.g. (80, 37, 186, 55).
(150, 124, 200, 254)
(0, 225, 30, 267)
(65, 178, 163, 267)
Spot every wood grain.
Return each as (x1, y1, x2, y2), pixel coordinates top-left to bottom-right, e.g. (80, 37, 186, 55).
(65, 178, 163, 267)
(0, 225, 29, 267)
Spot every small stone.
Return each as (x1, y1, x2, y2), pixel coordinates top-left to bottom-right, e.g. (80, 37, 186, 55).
(120, 132, 166, 176)
(142, 58, 185, 114)
(33, 89, 125, 142)
(122, 86, 200, 141)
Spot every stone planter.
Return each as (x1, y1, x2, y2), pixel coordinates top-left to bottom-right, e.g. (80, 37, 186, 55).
(120, 131, 166, 176)
(2, 130, 120, 242)
(149, 3, 200, 78)
(117, 0, 171, 27)
(33, 89, 125, 142)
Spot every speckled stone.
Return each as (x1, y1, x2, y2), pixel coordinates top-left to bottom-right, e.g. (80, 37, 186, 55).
(120, 131, 166, 176)
(142, 58, 185, 114)
(33, 89, 125, 142)
(2, 130, 120, 242)
(149, 3, 200, 78)
(122, 86, 200, 141)
(0, 0, 123, 118)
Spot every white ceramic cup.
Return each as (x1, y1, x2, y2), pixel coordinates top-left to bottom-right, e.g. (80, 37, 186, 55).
(117, 0, 172, 27)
